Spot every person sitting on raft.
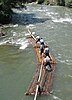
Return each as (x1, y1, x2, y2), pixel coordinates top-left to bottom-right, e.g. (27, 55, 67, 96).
(40, 44, 44, 56)
(36, 36, 45, 45)
(40, 38, 44, 45)
(36, 36, 45, 56)
(43, 47, 52, 60)
(39, 38, 45, 56)
(43, 56, 52, 71)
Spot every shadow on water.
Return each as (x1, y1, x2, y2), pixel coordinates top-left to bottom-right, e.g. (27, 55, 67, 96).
(11, 12, 49, 25)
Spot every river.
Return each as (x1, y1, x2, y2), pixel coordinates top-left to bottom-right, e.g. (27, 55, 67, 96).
(0, 3, 72, 100)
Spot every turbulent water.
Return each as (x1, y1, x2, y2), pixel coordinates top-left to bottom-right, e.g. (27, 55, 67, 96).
(0, 4, 72, 100)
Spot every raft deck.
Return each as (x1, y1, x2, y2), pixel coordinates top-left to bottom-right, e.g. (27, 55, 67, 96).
(25, 34, 56, 95)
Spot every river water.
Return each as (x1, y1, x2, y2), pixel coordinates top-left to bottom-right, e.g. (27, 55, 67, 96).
(0, 4, 72, 100)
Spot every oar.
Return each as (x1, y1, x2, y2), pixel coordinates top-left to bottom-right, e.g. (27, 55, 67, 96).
(34, 61, 43, 100)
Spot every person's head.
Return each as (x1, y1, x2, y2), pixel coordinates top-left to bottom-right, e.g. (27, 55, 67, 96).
(40, 39, 44, 43)
(36, 36, 40, 39)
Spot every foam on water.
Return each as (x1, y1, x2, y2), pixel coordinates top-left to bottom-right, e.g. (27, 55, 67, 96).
(13, 24, 18, 27)
(57, 57, 72, 65)
(50, 94, 62, 100)
(56, 53, 72, 65)
(26, 24, 36, 29)
(68, 75, 72, 78)
(45, 11, 72, 24)
(10, 37, 29, 50)
(46, 12, 58, 16)
(0, 36, 29, 50)
(0, 40, 9, 45)
(52, 17, 72, 23)
(19, 40, 29, 50)
(53, 95, 62, 100)
(33, 8, 48, 12)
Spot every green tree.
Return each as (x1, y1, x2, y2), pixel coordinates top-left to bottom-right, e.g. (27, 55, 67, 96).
(37, 0, 44, 4)
(0, 0, 14, 24)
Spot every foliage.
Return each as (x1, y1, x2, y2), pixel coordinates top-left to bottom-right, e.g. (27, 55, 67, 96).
(0, 0, 14, 24)
(65, 0, 72, 7)
(44, 0, 49, 5)
(37, 0, 44, 4)
(56, 0, 65, 6)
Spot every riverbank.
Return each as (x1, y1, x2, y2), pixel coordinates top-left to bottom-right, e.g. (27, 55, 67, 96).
(0, 0, 72, 24)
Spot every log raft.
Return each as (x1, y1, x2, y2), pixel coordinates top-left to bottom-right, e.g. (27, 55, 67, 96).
(25, 31, 56, 96)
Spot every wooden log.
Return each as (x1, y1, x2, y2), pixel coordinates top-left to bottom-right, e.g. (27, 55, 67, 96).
(34, 61, 43, 100)
(25, 29, 56, 95)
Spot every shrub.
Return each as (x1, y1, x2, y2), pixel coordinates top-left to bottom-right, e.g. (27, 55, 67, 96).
(37, 0, 44, 4)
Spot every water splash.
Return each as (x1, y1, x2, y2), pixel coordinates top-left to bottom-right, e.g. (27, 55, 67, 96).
(9, 24, 19, 28)
(26, 24, 36, 29)
(53, 95, 62, 100)
(0, 36, 29, 50)
(9, 37, 29, 50)
(0, 40, 9, 45)
(52, 17, 72, 23)
(68, 75, 72, 78)
(13, 24, 18, 27)
(45, 11, 72, 24)
(19, 40, 29, 50)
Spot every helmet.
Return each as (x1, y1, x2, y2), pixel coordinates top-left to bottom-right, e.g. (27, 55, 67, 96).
(36, 36, 40, 39)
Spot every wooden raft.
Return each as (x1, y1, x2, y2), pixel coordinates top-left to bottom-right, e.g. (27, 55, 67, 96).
(25, 33, 56, 95)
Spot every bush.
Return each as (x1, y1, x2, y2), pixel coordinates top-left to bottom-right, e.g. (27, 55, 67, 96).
(37, 0, 44, 4)
(65, 0, 72, 7)
(44, 0, 49, 5)
(0, 0, 12, 24)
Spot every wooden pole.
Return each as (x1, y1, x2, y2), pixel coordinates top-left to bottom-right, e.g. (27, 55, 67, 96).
(28, 29, 44, 100)
(28, 29, 36, 41)
(34, 61, 43, 100)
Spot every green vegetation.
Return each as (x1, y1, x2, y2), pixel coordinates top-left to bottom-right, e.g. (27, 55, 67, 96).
(0, 0, 72, 24)
(44, 0, 49, 5)
(0, 0, 14, 24)
(56, 0, 65, 6)
(65, 0, 72, 7)
(37, 0, 44, 4)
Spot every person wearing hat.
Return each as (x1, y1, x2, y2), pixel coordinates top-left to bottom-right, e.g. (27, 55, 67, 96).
(43, 56, 52, 71)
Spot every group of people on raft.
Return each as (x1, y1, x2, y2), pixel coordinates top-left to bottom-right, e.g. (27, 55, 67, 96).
(36, 35, 53, 94)
(36, 35, 53, 71)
